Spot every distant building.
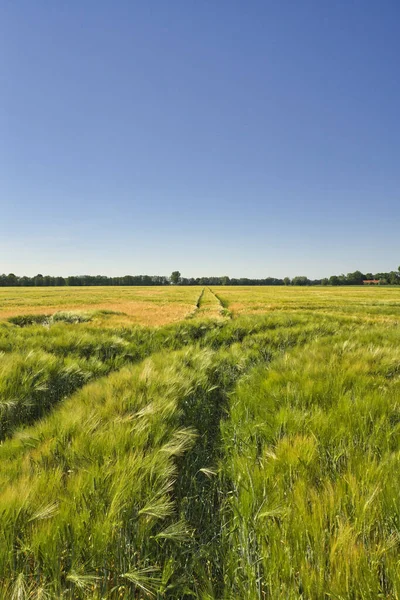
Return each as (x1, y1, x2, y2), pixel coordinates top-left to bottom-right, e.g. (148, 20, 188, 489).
(363, 280, 380, 285)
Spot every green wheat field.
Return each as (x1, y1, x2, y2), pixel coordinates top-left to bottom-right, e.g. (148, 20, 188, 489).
(1, 286, 400, 599)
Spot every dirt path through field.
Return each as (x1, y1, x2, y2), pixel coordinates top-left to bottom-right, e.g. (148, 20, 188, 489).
(196, 287, 226, 319)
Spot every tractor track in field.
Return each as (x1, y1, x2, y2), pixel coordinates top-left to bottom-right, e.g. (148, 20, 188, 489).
(192, 288, 228, 320)
(186, 288, 205, 319)
(209, 288, 232, 318)
(186, 287, 227, 320)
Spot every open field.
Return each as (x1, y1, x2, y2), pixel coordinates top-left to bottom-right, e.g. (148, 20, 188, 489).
(2, 285, 400, 325)
(1, 286, 400, 598)
(0, 287, 203, 326)
(214, 285, 400, 321)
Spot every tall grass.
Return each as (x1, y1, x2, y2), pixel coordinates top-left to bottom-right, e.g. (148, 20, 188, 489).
(0, 346, 255, 599)
(0, 312, 341, 440)
(1, 290, 400, 598)
(220, 325, 400, 599)
(0, 350, 106, 439)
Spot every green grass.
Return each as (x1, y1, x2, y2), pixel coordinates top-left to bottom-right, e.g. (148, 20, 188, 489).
(220, 329, 400, 599)
(0, 287, 400, 598)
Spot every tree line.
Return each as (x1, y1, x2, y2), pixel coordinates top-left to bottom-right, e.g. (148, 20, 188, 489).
(0, 274, 170, 287)
(1, 268, 399, 287)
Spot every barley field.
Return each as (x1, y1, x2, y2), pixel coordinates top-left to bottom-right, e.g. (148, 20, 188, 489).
(1, 286, 400, 599)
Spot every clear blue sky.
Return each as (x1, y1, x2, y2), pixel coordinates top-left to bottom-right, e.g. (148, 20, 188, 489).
(1, 1, 399, 278)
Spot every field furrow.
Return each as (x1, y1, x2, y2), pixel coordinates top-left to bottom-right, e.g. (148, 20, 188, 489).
(195, 287, 226, 320)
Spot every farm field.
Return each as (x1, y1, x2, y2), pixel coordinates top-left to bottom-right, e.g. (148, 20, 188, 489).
(2, 285, 400, 325)
(0, 286, 202, 326)
(1, 286, 400, 599)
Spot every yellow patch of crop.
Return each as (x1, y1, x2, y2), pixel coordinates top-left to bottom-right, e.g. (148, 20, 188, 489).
(1, 285, 400, 325)
(0, 286, 201, 326)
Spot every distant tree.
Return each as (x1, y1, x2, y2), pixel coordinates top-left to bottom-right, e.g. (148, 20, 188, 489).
(170, 271, 181, 285)
(20, 276, 32, 286)
(283, 277, 291, 286)
(388, 271, 400, 284)
(346, 271, 365, 285)
(66, 276, 80, 286)
(321, 278, 329, 286)
(329, 275, 340, 286)
(221, 276, 230, 286)
(292, 276, 310, 286)
(34, 274, 44, 286)
(7, 273, 18, 286)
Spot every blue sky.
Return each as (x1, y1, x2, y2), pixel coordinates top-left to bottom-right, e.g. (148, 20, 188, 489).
(1, 1, 399, 278)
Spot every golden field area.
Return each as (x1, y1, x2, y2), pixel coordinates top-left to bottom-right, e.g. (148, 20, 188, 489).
(0, 286, 201, 326)
(1, 285, 400, 325)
